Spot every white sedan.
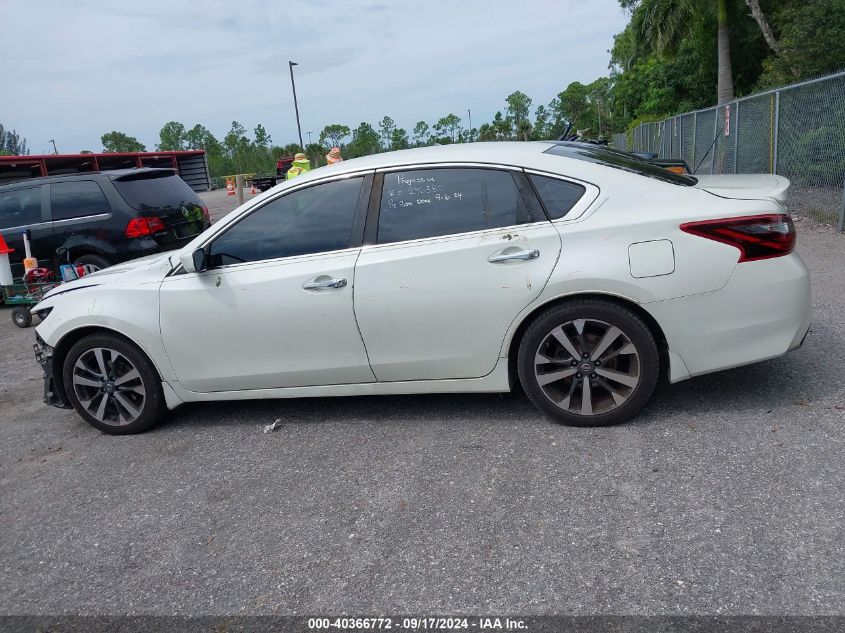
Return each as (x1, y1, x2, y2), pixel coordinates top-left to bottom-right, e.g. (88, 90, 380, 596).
(32, 142, 811, 434)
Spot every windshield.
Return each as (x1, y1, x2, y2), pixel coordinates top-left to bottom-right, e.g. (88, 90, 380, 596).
(544, 142, 698, 186)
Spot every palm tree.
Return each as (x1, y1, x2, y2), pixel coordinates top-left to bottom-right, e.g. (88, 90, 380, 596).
(631, 0, 785, 104)
(632, 0, 734, 104)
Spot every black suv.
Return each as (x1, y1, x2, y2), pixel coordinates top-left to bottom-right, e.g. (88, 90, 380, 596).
(0, 168, 210, 277)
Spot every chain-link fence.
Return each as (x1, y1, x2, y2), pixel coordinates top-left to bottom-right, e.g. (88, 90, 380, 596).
(616, 70, 845, 231)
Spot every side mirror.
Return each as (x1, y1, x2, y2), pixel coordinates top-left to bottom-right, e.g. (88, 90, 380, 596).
(180, 248, 207, 273)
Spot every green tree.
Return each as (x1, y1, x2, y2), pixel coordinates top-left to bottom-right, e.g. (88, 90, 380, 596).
(101, 131, 146, 153)
(458, 128, 477, 143)
(346, 122, 380, 158)
(412, 121, 430, 146)
(629, 0, 734, 103)
(491, 111, 511, 140)
(505, 91, 533, 140)
(156, 121, 186, 151)
(587, 77, 613, 137)
(378, 116, 396, 150)
(390, 127, 410, 150)
(223, 121, 250, 173)
(0, 125, 29, 155)
(253, 124, 272, 148)
(433, 114, 462, 143)
(319, 124, 351, 148)
(477, 122, 497, 142)
(549, 82, 590, 135)
(532, 105, 550, 140)
(758, 0, 845, 87)
(184, 124, 218, 151)
(625, 0, 791, 105)
(304, 142, 325, 167)
(278, 143, 301, 156)
(743, 0, 781, 56)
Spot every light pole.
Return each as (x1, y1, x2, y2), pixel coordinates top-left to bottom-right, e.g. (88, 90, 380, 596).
(288, 61, 304, 150)
(49, 139, 58, 154)
(467, 110, 472, 142)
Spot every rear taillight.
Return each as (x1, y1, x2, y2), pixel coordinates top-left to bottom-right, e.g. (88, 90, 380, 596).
(680, 214, 795, 262)
(201, 205, 210, 225)
(125, 216, 166, 238)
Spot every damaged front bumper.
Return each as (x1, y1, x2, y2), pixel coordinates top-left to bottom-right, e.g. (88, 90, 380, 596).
(33, 333, 72, 409)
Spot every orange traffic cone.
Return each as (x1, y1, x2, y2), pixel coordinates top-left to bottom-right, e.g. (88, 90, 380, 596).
(226, 178, 235, 196)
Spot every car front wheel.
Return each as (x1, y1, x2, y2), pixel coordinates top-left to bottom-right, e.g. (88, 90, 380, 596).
(62, 333, 165, 434)
(517, 299, 659, 427)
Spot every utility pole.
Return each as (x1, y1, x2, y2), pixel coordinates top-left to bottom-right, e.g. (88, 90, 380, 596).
(306, 131, 314, 145)
(467, 110, 472, 142)
(288, 61, 304, 150)
(49, 139, 58, 154)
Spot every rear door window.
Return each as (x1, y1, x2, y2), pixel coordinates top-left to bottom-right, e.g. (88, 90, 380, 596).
(529, 175, 586, 219)
(0, 187, 43, 228)
(50, 181, 111, 221)
(377, 168, 535, 244)
(113, 172, 201, 210)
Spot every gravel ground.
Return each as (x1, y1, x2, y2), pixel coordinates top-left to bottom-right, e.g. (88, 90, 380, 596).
(0, 214, 842, 617)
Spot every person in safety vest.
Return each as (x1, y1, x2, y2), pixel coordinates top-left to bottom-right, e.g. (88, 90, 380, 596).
(326, 147, 343, 165)
(286, 152, 311, 179)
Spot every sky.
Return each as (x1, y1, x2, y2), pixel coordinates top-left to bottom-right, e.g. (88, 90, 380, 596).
(2, 0, 628, 154)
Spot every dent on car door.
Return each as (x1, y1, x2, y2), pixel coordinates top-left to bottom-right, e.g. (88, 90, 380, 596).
(353, 166, 562, 382)
(0, 184, 50, 278)
(159, 173, 375, 392)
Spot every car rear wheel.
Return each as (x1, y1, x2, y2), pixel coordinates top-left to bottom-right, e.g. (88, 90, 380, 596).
(73, 253, 111, 271)
(517, 299, 659, 427)
(62, 333, 166, 434)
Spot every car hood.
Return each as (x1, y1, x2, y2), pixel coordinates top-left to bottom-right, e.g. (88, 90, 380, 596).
(693, 174, 790, 204)
(40, 253, 174, 302)
(82, 252, 173, 279)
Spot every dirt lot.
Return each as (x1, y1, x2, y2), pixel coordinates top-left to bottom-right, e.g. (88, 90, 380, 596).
(0, 213, 842, 616)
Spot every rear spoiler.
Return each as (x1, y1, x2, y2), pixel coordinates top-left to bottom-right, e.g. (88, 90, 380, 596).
(111, 168, 177, 182)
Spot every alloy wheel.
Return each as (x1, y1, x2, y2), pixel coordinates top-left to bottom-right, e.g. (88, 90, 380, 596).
(71, 347, 146, 426)
(533, 318, 641, 416)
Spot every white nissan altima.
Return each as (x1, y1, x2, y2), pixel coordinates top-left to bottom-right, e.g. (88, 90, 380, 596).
(32, 142, 811, 434)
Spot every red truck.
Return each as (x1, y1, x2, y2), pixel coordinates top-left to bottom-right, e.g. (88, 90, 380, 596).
(250, 155, 295, 192)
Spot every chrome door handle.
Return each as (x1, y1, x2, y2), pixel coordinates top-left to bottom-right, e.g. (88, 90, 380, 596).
(488, 249, 540, 263)
(302, 277, 347, 290)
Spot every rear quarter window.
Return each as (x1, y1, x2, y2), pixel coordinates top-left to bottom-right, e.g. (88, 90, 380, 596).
(529, 175, 586, 219)
(113, 172, 202, 211)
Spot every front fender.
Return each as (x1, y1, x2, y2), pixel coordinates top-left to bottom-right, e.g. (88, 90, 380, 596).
(33, 282, 175, 382)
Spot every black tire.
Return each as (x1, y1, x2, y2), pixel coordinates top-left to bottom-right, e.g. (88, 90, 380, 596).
(62, 333, 166, 435)
(12, 307, 32, 328)
(517, 299, 659, 427)
(74, 253, 111, 271)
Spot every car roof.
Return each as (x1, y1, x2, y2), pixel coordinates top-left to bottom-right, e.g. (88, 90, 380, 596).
(279, 141, 671, 191)
(309, 141, 558, 175)
(0, 167, 175, 189)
